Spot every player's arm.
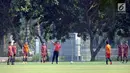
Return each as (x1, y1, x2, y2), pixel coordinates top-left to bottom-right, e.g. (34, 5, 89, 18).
(22, 46, 24, 53)
(51, 40, 56, 45)
(110, 45, 112, 54)
(51, 40, 54, 44)
(8, 47, 10, 52)
(28, 45, 30, 52)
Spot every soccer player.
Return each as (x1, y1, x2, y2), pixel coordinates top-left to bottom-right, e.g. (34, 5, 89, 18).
(105, 41, 112, 65)
(7, 42, 14, 65)
(41, 42, 47, 63)
(22, 42, 29, 64)
(12, 42, 17, 64)
(122, 41, 129, 63)
(117, 42, 123, 61)
(51, 41, 61, 64)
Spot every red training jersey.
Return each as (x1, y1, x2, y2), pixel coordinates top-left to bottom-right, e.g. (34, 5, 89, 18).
(8, 46, 13, 56)
(54, 43, 61, 52)
(123, 44, 129, 54)
(41, 45, 47, 55)
(118, 45, 123, 54)
(12, 46, 17, 54)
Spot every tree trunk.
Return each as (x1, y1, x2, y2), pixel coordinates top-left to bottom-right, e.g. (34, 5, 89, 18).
(91, 53, 96, 61)
(90, 34, 94, 61)
(36, 33, 44, 43)
(90, 36, 107, 61)
(94, 36, 107, 57)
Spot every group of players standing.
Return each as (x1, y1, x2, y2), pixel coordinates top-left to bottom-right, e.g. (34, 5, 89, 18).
(7, 40, 129, 65)
(7, 41, 29, 65)
(7, 40, 61, 65)
(105, 41, 129, 65)
(117, 41, 129, 63)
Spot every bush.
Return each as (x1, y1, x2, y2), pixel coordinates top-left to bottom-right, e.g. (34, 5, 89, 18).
(31, 54, 41, 62)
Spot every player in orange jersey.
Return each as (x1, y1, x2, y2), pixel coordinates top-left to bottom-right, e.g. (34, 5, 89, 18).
(105, 41, 112, 65)
(22, 42, 29, 64)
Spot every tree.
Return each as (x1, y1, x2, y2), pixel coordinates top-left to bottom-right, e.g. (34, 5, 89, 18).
(66, 0, 117, 61)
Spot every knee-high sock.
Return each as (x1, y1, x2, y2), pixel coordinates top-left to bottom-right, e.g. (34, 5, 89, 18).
(7, 58, 10, 65)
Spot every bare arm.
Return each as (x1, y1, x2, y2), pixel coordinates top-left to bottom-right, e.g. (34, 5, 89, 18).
(51, 40, 54, 44)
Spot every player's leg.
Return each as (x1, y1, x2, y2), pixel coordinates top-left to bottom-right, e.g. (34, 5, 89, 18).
(25, 53, 28, 64)
(125, 54, 128, 63)
(13, 54, 16, 62)
(126, 56, 128, 63)
(23, 53, 26, 64)
(118, 55, 122, 61)
(52, 51, 56, 64)
(117, 56, 119, 61)
(12, 54, 15, 65)
(120, 55, 123, 61)
(43, 55, 46, 63)
(7, 56, 10, 65)
(108, 58, 112, 65)
(122, 54, 125, 63)
(10, 56, 14, 65)
(56, 51, 59, 64)
(41, 56, 43, 63)
(106, 58, 108, 65)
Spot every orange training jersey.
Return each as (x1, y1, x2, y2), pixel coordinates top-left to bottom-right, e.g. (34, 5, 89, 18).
(23, 44, 29, 53)
(105, 44, 111, 54)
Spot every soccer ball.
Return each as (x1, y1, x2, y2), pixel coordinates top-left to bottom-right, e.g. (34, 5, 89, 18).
(70, 61, 73, 64)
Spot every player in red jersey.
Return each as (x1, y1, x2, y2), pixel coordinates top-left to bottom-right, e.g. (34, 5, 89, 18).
(12, 42, 17, 63)
(7, 42, 14, 65)
(51, 41, 61, 64)
(117, 42, 123, 61)
(122, 41, 129, 63)
(41, 42, 47, 63)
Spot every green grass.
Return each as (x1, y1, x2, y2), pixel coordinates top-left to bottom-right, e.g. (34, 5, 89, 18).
(0, 62, 130, 73)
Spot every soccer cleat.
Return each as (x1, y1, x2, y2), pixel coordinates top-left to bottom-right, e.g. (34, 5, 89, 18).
(7, 62, 10, 65)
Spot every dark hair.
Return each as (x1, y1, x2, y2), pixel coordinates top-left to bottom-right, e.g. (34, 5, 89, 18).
(106, 41, 109, 44)
(42, 42, 45, 44)
(13, 41, 16, 43)
(55, 41, 59, 43)
(8, 41, 11, 44)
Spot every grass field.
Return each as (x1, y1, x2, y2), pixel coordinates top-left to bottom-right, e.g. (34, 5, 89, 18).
(0, 61, 130, 73)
